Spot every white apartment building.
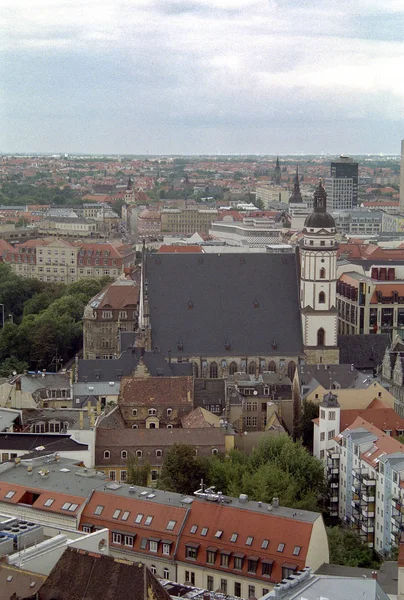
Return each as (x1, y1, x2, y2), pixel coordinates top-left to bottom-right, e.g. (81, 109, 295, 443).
(326, 416, 404, 555)
(324, 177, 353, 211)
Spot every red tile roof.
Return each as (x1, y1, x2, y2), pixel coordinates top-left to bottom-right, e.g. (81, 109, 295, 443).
(345, 417, 404, 468)
(340, 407, 404, 434)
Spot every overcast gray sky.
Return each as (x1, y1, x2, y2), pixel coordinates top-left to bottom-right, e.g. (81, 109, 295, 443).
(1, 0, 404, 155)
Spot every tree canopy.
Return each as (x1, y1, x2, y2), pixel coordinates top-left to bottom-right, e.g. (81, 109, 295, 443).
(158, 436, 326, 512)
(0, 264, 111, 374)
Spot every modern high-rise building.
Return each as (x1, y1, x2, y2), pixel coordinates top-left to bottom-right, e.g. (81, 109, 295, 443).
(331, 156, 359, 207)
(324, 177, 354, 211)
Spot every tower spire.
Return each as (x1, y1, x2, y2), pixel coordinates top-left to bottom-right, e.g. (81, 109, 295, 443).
(273, 156, 281, 185)
(289, 165, 302, 203)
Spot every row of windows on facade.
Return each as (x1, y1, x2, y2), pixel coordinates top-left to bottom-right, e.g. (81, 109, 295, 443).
(100, 310, 137, 319)
(193, 360, 296, 379)
(186, 572, 270, 599)
(103, 447, 219, 460)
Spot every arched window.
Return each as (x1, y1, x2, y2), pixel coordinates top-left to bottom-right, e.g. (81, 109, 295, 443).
(132, 408, 137, 416)
(210, 362, 218, 378)
(150, 565, 157, 575)
(121, 450, 127, 459)
(132, 424, 138, 429)
(319, 291, 325, 304)
(136, 450, 142, 458)
(193, 362, 199, 378)
(156, 449, 162, 458)
(248, 361, 256, 375)
(212, 448, 218, 455)
(317, 328, 325, 346)
(229, 361, 238, 375)
(148, 422, 156, 429)
(320, 267, 326, 279)
(268, 361, 277, 373)
(287, 361, 296, 381)
(104, 450, 110, 459)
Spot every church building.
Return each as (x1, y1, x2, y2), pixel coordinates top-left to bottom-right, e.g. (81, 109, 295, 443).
(136, 181, 339, 375)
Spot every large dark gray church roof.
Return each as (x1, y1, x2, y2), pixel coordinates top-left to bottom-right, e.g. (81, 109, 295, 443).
(146, 252, 303, 357)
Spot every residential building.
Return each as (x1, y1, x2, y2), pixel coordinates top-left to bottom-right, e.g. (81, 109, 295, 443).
(3, 238, 134, 283)
(327, 417, 404, 554)
(137, 209, 162, 240)
(325, 177, 353, 211)
(0, 433, 89, 465)
(331, 155, 359, 208)
(38, 216, 97, 238)
(381, 336, 404, 417)
(337, 266, 404, 335)
(94, 426, 232, 483)
(255, 185, 290, 208)
(0, 372, 72, 410)
(0, 456, 329, 597)
(332, 209, 382, 236)
(83, 277, 140, 359)
(400, 139, 404, 213)
(161, 208, 218, 236)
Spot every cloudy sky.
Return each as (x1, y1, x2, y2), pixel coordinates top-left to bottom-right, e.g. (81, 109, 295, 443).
(1, 0, 404, 155)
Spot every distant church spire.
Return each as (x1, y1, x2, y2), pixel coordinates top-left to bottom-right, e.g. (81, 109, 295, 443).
(289, 165, 302, 203)
(127, 176, 133, 191)
(273, 156, 281, 185)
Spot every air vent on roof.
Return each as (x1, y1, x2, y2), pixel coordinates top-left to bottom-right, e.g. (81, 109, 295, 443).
(109, 381, 115, 386)
(129, 486, 136, 494)
(147, 493, 156, 499)
(239, 494, 249, 504)
(181, 497, 194, 504)
(106, 483, 121, 490)
(140, 491, 148, 496)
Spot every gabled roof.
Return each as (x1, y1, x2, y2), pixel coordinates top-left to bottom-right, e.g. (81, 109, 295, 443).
(146, 252, 303, 357)
(338, 334, 390, 370)
(181, 407, 221, 428)
(0, 563, 46, 600)
(0, 433, 87, 452)
(119, 376, 193, 406)
(34, 547, 172, 600)
(340, 407, 404, 434)
(343, 417, 404, 468)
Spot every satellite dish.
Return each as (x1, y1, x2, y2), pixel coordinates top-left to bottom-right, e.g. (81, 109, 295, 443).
(253, 390, 258, 395)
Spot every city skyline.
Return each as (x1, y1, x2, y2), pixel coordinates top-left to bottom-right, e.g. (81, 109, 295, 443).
(1, 0, 404, 155)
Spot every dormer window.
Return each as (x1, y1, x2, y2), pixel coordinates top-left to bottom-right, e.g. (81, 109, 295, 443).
(121, 450, 127, 459)
(104, 450, 110, 459)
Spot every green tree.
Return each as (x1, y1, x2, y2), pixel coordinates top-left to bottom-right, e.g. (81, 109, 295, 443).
(255, 197, 265, 211)
(327, 527, 380, 568)
(295, 400, 319, 451)
(0, 356, 29, 377)
(127, 454, 151, 486)
(159, 444, 210, 494)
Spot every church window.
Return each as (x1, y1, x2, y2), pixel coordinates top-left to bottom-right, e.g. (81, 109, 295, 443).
(287, 361, 296, 381)
(210, 362, 218, 378)
(319, 292, 325, 304)
(248, 361, 256, 375)
(317, 328, 325, 346)
(268, 361, 276, 373)
(320, 268, 326, 279)
(229, 362, 238, 375)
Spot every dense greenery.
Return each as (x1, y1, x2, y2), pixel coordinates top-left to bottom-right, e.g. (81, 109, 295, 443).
(127, 455, 151, 486)
(327, 527, 380, 568)
(158, 436, 326, 512)
(296, 400, 319, 451)
(0, 264, 110, 373)
(0, 182, 81, 206)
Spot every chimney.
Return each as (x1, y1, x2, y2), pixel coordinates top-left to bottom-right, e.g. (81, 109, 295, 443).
(272, 497, 279, 508)
(371, 571, 378, 580)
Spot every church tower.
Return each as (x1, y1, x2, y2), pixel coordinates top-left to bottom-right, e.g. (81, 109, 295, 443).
(273, 156, 281, 185)
(300, 180, 339, 364)
(289, 165, 303, 203)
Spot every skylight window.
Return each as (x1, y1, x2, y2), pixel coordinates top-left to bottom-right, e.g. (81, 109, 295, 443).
(215, 530, 223, 538)
(94, 505, 104, 516)
(246, 536, 253, 546)
(122, 511, 130, 521)
(201, 527, 208, 536)
(5, 491, 15, 499)
(261, 539, 269, 549)
(277, 543, 285, 552)
(68, 503, 79, 512)
(135, 513, 144, 524)
(44, 498, 54, 507)
(113, 509, 121, 519)
(166, 520, 176, 531)
(61, 502, 71, 510)
(293, 546, 301, 556)
(190, 525, 198, 534)
(145, 516, 153, 526)
(230, 533, 238, 542)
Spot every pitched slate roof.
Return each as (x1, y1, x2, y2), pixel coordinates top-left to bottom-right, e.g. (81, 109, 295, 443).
(338, 334, 390, 370)
(34, 547, 172, 600)
(146, 252, 303, 357)
(0, 433, 87, 452)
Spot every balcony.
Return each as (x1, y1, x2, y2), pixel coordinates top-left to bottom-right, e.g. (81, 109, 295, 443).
(361, 494, 375, 503)
(361, 523, 374, 533)
(361, 508, 375, 518)
(327, 451, 339, 460)
(330, 481, 339, 489)
(363, 478, 375, 486)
